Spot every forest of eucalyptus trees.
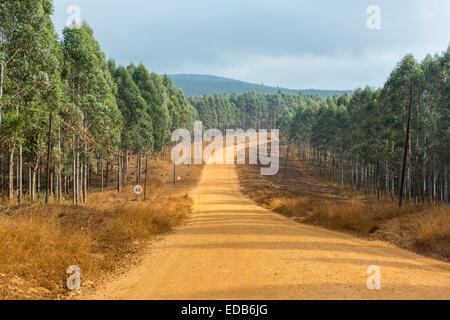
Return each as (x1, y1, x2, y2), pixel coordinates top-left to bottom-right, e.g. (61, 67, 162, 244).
(1, 1, 448, 207)
(189, 49, 449, 205)
(0, 0, 198, 204)
(288, 51, 449, 205)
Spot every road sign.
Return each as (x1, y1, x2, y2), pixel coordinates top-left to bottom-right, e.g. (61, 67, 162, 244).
(133, 185, 143, 195)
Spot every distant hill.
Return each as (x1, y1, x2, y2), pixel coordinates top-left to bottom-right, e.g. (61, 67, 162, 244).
(168, 74, 352, 98)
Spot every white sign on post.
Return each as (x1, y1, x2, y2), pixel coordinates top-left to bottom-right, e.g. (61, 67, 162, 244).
(134, 185, 143, 196)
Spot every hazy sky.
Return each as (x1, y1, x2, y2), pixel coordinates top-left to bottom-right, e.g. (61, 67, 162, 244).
(52, 0, 450, 90)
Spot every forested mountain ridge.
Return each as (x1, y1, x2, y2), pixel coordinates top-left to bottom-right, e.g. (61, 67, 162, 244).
(169, 74, 353, 98)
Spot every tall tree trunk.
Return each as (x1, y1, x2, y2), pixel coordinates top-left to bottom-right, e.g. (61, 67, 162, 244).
(117, 153, 122, 193)
(445, 165, 448, 204)
(31, 160, 39, 202)
(136, 154, 141, 184)
(8, 146, 15, 200)
(173, 162, 176, 185)
(423, 137, 427, 204)
(0, 32, 4, 140)
(124, 150, 128, 185)
(283, 142, 290, 185)
(339, 145, 344, 186)
(80, 163, 83, 204)
(72, 134, 76, 204)
(45, 112, 54, 204)
(18, 147, 23, 203)
(0, 163, 2, 195)
(433, 158, 437, 204)
(399, 85, 414, 208)
(63, 171, 66, 197)
(101, 158, 104, 193)
(57, 127, 62, 203)
(144, 151, 149, 201)
(50, 170, 53, 200)
(76, 151, 80, 204)
(28, 164, 31, 201)
(36, 167, 40, 200)
(105, 160, 109, 188)
(83, 143, 87, 204)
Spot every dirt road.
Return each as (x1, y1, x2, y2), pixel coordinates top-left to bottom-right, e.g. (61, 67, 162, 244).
(91, 153, 450, 300)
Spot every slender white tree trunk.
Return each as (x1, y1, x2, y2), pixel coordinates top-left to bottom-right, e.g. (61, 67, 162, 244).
(18, 146, 23, 203)
(0, 33, 4, 140)
(9, 146, 15, 200)
(31, 161, 39, 202)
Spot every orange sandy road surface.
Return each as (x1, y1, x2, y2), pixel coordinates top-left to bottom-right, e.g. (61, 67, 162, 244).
(90, 149, 450, 300)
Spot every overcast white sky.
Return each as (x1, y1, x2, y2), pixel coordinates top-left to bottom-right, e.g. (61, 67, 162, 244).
(52, 0, 450, 90)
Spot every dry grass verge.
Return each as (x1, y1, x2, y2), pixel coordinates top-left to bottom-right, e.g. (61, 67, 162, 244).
(0, 157, 203, 300)
(376, 206, 450, 261)
(237, 161, 450, 262)
(0, 208, 94, 299)
(0, 196, 191, 300)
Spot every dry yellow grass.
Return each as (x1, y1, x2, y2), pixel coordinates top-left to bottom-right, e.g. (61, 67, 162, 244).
(0, 196, 192, 300)
(266, 197, 417, 234)
(237, 159, 449, 262)
(0, 206, 96, 299)
(263, 196, 449, 261)
(0, 154, 203, 300)
(265, 197, 315, 217)
(413, 207, 450, 257)
(95, 198, 191, 251)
